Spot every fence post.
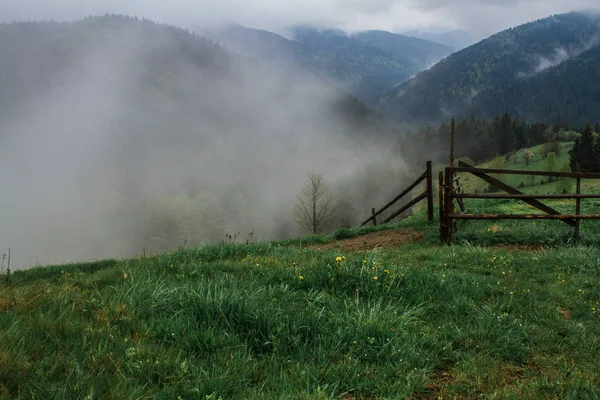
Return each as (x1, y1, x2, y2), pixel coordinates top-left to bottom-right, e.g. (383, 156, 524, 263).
(426, 161, 434, 222)
(450, 119, 455, 167)
(574, 177, 581, 243)
(439, 171, 445, 242)
(444, 167, 453, 243)
(371, 208, 377, 226)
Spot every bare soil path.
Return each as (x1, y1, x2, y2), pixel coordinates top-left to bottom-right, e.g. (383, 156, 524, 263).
(314, 229, 424, 252)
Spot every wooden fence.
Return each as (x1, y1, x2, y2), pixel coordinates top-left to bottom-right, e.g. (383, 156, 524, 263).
(361, 161, 434, 226)
(439, 160, 600, 243)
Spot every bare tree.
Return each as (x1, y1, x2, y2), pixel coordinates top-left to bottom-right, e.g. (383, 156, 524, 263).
(293, 170, 338, 234)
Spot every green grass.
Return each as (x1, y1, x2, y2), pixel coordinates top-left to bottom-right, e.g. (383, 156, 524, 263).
(1, 204, 600, 399)
(459, 142, 580, 194)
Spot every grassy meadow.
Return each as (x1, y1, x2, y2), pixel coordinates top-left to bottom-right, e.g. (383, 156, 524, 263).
(457, 142, 600, 195)
(1, 144, 600, 399)
(1, 201, 600, 399)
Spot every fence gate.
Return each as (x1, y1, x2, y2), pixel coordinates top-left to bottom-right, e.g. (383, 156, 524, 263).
(361, 161, 434, 227)
(439, 161, 600, 243)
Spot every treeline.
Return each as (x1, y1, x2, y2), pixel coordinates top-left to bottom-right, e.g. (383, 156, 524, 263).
(470, 44, 600, 128)
(404, 112, 599, 167)
(0, 15, 232, 123)
(377, 12, 600, 127)
(570, 124, 600, 172)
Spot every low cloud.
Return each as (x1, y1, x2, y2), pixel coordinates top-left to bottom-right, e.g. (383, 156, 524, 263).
(535, 47, 571, 72)
(0, 21, 411, 268)
(3, 0, 600, 40)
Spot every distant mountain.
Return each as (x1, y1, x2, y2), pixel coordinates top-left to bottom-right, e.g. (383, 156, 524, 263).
(0, 17, 392, 134)
(401, 29, 474, 51)
(201, 23, 361, 94)
(351, 30, 453, 67)
(0, 15, 232, 117)
(291, 26, 453, 99)
(205, 24, 453, 102)
(470, 44, 600, 127)
(202, 23, 309, 63)
(377, 12, 600, 126)
(0, 15, 405, 260)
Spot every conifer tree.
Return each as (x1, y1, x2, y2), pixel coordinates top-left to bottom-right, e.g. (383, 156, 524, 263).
(569, 136, 582, 172)
(570, 124, 598, 172)
(593, 133, 600, 173)
(580, 124, 596, 172)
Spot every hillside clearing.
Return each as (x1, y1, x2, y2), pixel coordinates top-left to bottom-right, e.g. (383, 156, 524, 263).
(1, 201, 599, 399)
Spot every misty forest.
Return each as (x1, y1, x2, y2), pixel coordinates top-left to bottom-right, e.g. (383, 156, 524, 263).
(1, 7, 600, 400)
(3, 13, 600, 267)
(0, 16, 413, 266)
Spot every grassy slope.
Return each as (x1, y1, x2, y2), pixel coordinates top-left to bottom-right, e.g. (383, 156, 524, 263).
(458, 142, 600, 194)
(421, 142, 600, 226)
(1, 203, 600, 398)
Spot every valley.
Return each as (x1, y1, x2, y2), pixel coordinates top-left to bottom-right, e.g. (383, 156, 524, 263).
(1, 6, 600, 399)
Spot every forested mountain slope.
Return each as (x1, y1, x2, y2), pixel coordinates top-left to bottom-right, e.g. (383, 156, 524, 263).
(352, 30, 452, 66)
(0, 15, 231, 121)
(377, 12, 600, 125)
(0, 15, 410, 266)
(291, 26, 453, 99)
(470, 44, 600, 126)
(207, 24, 453, 101)
(401, 29, 474, 51)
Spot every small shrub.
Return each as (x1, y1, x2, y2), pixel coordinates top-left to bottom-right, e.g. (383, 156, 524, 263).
(333, 228, 355, 240)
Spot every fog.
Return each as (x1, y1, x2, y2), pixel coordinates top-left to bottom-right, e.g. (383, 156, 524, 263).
(0, 20, 412, 268)
(3, 0, 600, 41)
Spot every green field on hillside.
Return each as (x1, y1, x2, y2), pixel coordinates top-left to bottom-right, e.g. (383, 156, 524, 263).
(1, 197, 600, 399)
(457, 142, 600, 195)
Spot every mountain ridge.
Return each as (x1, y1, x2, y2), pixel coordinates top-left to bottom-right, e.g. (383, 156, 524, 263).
(205, 23, 453, 102)
(376, 11, 600, 125)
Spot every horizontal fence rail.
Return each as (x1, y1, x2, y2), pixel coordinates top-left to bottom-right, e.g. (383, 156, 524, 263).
(456, 161, 577, 227)
(382, 192, 428, 224)
(453, 193, 600, 199)
(452, 166, 600, 179)
(439, 161, 600, 244)
(448, 214, 600, 220)
(361, 161, 433, 227)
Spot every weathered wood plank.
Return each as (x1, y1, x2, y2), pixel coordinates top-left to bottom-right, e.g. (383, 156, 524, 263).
(456, 161, 576, 227)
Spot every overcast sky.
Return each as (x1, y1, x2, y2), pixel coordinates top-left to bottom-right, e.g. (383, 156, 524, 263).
(3, 0, 600, 40)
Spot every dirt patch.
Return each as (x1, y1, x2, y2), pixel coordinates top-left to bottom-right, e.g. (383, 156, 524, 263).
(416, 364, 527, 399)
(416, 370, 455, 400)
(559, 309, 572, 320)
(492, 244, 545, 253)
(315, 229, 424, 252)
(341, 395, 376, 400)
(494, 365, 525, 386)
